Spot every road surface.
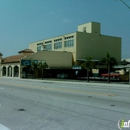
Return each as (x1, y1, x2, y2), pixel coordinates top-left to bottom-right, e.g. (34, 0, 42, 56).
(0, 78, 130, 130)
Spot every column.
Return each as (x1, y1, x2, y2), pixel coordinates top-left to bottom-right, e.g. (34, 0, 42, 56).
(12, 66, 14, 77)
(19, 66, 22, 78)
(6, 66, 8, 77)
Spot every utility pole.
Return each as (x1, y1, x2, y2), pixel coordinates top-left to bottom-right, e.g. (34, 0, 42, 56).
(116, 0, 130, 83)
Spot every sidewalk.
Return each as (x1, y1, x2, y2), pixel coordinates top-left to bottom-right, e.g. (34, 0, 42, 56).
(1, 77, 129, 87)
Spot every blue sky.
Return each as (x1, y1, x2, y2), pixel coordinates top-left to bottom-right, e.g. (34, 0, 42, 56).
(0, 0, 130, 58)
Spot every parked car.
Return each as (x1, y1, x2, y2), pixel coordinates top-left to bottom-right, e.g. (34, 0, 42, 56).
(101, 72, 121, 79)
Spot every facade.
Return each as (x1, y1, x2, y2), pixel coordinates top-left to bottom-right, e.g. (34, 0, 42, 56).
(0, 49, 34, 78)
(0, 21, 122, 79)
(21, 51, 72, 78)
(0, 49, 72, 78)
(29, 22, 121, 65)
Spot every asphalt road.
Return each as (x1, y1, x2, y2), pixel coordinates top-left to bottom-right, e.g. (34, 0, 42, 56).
(0, 78, 130, 130)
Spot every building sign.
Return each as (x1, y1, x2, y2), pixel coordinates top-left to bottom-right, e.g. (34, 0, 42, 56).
(21, 60, 45, 66)
(72, 66, 81, 70)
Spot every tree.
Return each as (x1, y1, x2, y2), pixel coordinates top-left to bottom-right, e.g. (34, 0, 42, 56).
(100, 52, 117, 83)
(0, 53, 3, 57)
(39, 62, 48, 79)
(31, 62, 39, 79)
(81, 56, 96, 82)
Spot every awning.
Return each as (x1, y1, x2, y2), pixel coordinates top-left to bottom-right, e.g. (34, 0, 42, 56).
(114, 65, 130, 69)
(76, 59, 99, 62)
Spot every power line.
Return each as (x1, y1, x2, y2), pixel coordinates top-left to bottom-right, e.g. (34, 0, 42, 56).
(119, 0, 130, 9)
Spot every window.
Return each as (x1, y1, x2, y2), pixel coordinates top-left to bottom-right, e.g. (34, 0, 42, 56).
(65, 40, 74, 47)
(45, 41, 52, 44)
(37, 43, 43, 45)
(37, 43, 43, 51)
(54, 38, 62, 42)
(46, 44, 52, 50)
(37, 46, 42, 51)
(65, 36, 74, 40)
(54, 42, 62, 49)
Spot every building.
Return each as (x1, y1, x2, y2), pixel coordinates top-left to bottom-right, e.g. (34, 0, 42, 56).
(29, 21, 121, 65)
(21, 51, 72, 78)
(0, 49, 72, 78)
(0, 21, 122, 78)
(0, 49, 34, 78)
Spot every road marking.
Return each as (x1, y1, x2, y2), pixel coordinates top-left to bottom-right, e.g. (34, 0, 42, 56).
(0, 82, 117, 97)
(0, 124, 10, 130)
(39, 86, 117, 97)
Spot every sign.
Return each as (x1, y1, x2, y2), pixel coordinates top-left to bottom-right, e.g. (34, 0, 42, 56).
(21, 60, 31, 66)
(72, 66, 81, 70)
(118, 119, 130, 129)
(21, 60, 45, 66)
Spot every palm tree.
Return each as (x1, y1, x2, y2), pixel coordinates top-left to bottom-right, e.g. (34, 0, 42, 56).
(100, 52, 117, 83)
(31, 61, 39, 79)
(39, 62, 48, 79)
(81, 56, 96, 82)
(0, 53, 3, 57)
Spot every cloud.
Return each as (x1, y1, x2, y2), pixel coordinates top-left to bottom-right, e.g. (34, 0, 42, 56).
(63, 18, 71, 24)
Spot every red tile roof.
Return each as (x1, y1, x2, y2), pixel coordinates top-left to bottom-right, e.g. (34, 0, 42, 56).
(2, 53, 32, 64)
(2, 49, 34, 64)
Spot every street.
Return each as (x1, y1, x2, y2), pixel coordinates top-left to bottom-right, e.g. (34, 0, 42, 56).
(0, 78, 130, 130)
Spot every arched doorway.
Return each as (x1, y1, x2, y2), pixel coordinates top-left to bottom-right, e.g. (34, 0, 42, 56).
(14, 66, 19, 77)
(2, 66, 6, 76)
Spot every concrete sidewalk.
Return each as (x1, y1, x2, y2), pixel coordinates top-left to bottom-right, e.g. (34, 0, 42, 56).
(1, 77, 130, 87)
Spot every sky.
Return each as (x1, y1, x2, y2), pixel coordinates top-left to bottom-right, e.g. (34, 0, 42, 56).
(0, 0, 130, 58)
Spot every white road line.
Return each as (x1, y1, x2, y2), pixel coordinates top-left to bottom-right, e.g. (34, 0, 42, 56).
(0, 124, 10, 130)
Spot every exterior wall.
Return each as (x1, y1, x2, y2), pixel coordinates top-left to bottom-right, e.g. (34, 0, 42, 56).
(78, 22, 100, 34)
(29, 40, 43, 53)
(23, 51, 72, 68)
(29, 22, 121, 64)
(76, 32, 121, 62)
(29, 33, 77, 62)
(1, 63, 20, 78)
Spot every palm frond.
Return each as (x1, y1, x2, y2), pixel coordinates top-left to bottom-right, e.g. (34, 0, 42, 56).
(39, 62, 48, 69)
(81, 56, 95, 69)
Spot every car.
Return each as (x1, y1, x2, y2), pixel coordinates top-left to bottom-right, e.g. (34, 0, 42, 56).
(101, 72, 121, 79)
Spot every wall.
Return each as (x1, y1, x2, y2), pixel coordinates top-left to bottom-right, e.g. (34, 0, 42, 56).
(76, 32, 121, 62)
(29, 33, 77, 63)
(78, 22, 100, 34)
(22, 51, 72, 68)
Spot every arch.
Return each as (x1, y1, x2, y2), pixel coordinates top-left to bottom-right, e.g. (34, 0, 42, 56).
(2, 66, 6, 76)
(14, 66, 19, 77)
(8, 66, 12, 77)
